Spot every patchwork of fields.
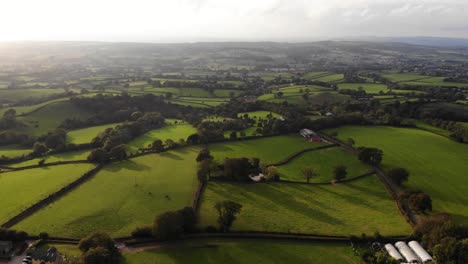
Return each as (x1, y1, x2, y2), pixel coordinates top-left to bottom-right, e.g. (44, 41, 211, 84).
(123, 240, 360, 264)
(198, 176, 411, 235)
(13, 148, 200, 237)
(330, 126, 468, 224)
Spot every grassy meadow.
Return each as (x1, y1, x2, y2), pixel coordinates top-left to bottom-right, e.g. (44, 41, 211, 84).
(0, 145, 31, 158)
(17, 101, 92, 136)
(67, 122, 124, 144)
(209, 135, 323, 164)
(14, 147, 200, 237)
(338, 83, 389, 94)
(0, 164, 95, 224)
(330, 126, 468, 223)
(198, 176, 411, 235)
(7, 150, 91, 168)
(277, 147, 373, 182)
(123, 239, 360, 264)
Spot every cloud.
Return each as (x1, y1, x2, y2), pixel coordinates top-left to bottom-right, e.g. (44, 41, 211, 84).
(0, 0, 466, 42)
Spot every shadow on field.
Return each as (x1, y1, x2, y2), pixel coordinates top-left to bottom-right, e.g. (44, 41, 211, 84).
(160, 152, 183, 160)
(106, 160, 151, 172)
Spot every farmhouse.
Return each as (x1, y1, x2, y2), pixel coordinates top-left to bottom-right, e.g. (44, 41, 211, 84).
(0, 241, 13, 259)
(30, 247, 64, 264)
(299, 129, 322, 142)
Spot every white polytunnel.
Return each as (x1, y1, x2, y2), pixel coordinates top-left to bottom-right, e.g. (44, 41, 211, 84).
(395, 241, 420, 263)
(408, 241, 434, 263)
(384, 243, 404, 261)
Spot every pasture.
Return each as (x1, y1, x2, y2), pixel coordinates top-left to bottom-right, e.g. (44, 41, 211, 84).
(127, 122, 196, 152)
(17, 101, 92, 136)
(67, 122, 124, 144)
(0, 164, 95, 224)
(208, 135, 322, 164)
(277, 147, 373, 182)
(123, 239, 360, 264)
(314, 74, 344, 83)
(7, 150, 91, 168)
(330, 126, 468, 223)
(237, 111, 281, 119)
(0, 88, 70, 103)
(381, 73, 468, 87)
(198, 176, 411, 235)
(0, 97, 70, 117)
(14, 147, 201, 237)
(0, 145, 31, 158)
(338, 83, 388, 94)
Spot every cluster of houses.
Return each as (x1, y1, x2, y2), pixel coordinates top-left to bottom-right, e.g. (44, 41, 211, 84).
(385, 241, 434, 263)
(299, 128, 322, 142)
(0, 241, 64, 264)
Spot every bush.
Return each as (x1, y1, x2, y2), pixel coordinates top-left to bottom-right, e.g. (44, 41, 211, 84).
(131, 226, 153, 238)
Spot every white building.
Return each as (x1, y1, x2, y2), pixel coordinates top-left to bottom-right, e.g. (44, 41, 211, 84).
(408, 241, 434, 263)
(395, 241, 420, 263)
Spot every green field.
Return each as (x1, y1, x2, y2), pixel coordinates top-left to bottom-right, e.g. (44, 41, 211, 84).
(237, 111, 281, 119)
(277, 147, 372, 182)
(67, 122, 124, 144)
(402, 119, 452, 137)
(198, 176, 411, 235)
(0, 164, 95, 224)
(142, 87, 242, 98)
(303, 72, 330, 80)
(209, 135, 322, 164)
(381, 73, 468, 87)
(307, 92, 352, 105)
(0, 97, 71, 117)
(127, 123, 197, 152)
(7, 150, 91, 168)
(338, 83, 388, 94)
(14, 148, 200, 237)
(123, 239, 360, 264)
(0, 88, 71, 103)
(17, 101, 92, 136)
(0, 145, 31, 158)
(330, 126, 468, 223)
(315, 74, 344, 83)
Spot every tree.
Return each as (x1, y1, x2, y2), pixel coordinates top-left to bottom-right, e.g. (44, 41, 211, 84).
(346, 138, 355, 146)
(357, 147, 383, 166)
(109, 144, 127, 160)
(196, 148, 213, 162)
(32, 142, 48, 156)
(78, 232, 119, 264)
(87, 148, 110, 163)
(186, 134, 200, 145)
(302, 166, 318, 183)
(3, 109, 16, 120)
(387, 168, 409, 186)
(153, 211, 184, 240)
(433, 237, 458, 264)
(333, 165, 347, 181)
(265, 166, 279, 181)
(215, 200, 242, 232)
(229, 131, 238, 140)
(165, 139, 176, 149)
(151, 139, 164, 152)
(224, 157, 254, 181)
(408, 192, 432, 213)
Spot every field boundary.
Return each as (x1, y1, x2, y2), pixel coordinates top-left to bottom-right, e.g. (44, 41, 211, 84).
(1, 164, 104, 228)
(265, 144, 338, 166)
(278, 171, 376, 185)
(1, 160, 90, 172)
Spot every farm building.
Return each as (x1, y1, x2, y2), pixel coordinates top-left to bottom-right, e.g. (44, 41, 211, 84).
(0, 241, 13, 259)
(408, 241, 434, 263)
(30, 247, 64, 264)
(300, 129, 322, 142)
(384, 244, 404, 262)
(300, 129, 317, 138)
(249, 173, 265, 182)
(394, 241, 420, 263)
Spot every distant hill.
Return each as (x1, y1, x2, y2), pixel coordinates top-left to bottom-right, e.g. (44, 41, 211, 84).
(337, 36, 468, 48)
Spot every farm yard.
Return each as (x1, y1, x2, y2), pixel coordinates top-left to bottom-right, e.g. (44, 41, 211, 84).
(329, 126, 468, 224)
(13, 147, 200, 237)
(123, 239, 360, 264)
(198, 176, 411, 235)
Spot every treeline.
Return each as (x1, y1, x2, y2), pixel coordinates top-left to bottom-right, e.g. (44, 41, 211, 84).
(61, 93, 211, 130)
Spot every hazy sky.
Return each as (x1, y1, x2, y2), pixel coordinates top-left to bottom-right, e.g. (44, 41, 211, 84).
(1, 0, 467, 42)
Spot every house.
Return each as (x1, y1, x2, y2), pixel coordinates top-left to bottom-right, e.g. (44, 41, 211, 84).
(299, 128, 317, 138)
(30, 247, 64, 264)
(325, 112, 334, 117)
(249, 173, 265, 182)
(0, 241, 13, 259)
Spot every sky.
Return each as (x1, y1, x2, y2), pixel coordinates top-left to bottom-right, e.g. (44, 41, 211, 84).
(0, 0, 467, 42)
